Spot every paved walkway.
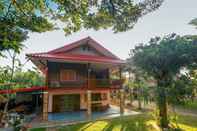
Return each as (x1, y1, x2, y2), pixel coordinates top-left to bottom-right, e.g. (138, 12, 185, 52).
(28, 105, 140, 129)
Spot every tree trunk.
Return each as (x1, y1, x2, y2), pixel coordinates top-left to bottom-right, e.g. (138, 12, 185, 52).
(3, 53, 15, 113)
(158, 92, 168, 128)
(138, 98, 142, 110)
(2, 51, 16, 127)
(137, 88, 142, 110)
(157, 79, 169, 128)
(129, 88, 133, 106)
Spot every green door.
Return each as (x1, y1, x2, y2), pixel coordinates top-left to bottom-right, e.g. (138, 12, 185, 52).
(53, 94, 80, 112)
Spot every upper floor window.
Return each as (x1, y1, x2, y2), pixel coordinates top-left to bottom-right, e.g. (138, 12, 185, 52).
(60, 69, 76, 81)
(82, 45, 90, 51)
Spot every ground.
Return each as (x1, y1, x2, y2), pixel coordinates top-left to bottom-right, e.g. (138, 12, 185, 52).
(29, 113, 197, 131)
(29, 100, 197, 131)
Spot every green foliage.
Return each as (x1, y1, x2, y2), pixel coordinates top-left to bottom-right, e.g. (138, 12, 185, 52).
(132, 34, 197, 80)
(189, 18, 197, 29)
(0, 66, 10, 83)
(52, 0, 164, 34)
(168, 75, 196, 105)
(0, 65, 44, 89)
(130, 34, 197, 128)
(12, 68, 45, 87)
(0, 0, 164, 54)
(0, 0, 54, 55)
(125, 61, 155, 108)
(131, 35, 197, 105)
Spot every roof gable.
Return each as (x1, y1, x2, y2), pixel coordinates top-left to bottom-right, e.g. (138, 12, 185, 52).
(48, 37, 119, 59)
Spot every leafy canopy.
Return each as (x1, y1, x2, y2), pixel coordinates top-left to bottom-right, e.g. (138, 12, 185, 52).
(131, 34, 197, 80)
(189, 18, 197, 29)
(130, 34, 197, 127)
(0, 0, 164, 54)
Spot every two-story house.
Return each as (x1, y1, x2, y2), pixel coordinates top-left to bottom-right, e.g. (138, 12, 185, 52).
(26, 37, 125, 120)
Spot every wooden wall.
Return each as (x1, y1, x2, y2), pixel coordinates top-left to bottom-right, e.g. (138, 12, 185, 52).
(48, 62, 87, 87)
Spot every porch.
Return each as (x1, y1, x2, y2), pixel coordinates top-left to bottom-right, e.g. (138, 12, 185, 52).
(47, 88, 112, 113)
(47, 105, 138, 122)
(28, 105, 140, 129)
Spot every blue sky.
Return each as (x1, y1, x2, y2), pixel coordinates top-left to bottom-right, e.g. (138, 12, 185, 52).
(0, 0, 197, 69)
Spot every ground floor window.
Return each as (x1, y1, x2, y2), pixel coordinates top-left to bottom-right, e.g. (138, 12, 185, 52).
(52, 94, 80, 112)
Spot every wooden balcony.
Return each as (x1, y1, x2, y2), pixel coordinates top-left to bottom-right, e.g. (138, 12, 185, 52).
(48, 79, 124, 89)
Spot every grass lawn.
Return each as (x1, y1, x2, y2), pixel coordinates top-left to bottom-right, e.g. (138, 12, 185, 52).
(179, 101, 197, 111)
(29, 113, 197, 131)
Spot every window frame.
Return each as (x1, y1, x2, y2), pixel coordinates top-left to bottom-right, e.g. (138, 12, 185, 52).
(60, 69, 77, 81)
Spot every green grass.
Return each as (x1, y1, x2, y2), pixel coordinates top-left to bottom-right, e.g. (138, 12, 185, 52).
(29, 114, 197, 131)
(182, 101, 197, 110)
(30, 128, 45, 131)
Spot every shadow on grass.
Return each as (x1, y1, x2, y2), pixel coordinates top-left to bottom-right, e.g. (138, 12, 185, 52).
(176, 114, 197, 128)
(59, 114, 154, 131)
(29, 114, 197, 131)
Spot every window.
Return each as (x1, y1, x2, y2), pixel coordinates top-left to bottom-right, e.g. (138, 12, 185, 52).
(82, 45, 90, 51)
(60, 69, 76, 81)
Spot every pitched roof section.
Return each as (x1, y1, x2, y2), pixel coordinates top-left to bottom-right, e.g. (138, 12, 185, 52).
(47, 36, 119, 59)
(27, 37, 125, 65)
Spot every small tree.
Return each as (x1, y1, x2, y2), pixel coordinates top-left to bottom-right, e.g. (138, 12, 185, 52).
(124, 63, 153, 109)
(189, 18, 197, 29)
(130, 34, 197, 128)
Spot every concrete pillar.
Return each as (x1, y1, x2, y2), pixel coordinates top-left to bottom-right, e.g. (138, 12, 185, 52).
(120, 89, 124, 115)
(43, 92, 48, 121)
(80, 93, 86, 110)
(48, 94, 53, 113)
(107, 92, 110, 105)
(86, 90, 92, 119)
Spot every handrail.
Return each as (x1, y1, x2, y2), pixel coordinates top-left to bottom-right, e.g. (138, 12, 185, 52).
(49, 79, 123, 88)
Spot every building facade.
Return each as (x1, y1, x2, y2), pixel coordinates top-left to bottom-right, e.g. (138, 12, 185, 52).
(26, 37, 125, 120)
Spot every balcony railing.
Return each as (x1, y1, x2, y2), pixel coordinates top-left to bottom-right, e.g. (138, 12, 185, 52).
(49, 79, 124, 89)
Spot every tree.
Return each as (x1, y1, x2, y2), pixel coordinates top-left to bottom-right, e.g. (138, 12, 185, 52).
(130, 34, 197, 128)
(0, 0, 164, 54)
(125, 63, 155, 110)
(12, 67, 45, 87)
(189, 18, 197, 29)
(0, 60, 44, 127)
